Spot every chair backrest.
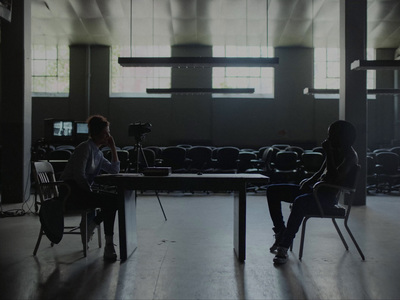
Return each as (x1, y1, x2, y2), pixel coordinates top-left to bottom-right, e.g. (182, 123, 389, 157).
(390, 146, 400, 157)
(272, 144, 290, 150)
(301, 151, 324, 173)
(47, 149, 72, 160)
(161, 146, 187, 170)
(274, 151, 298, 171)
(286, 146, 304, 158)
(55, 145, 75, 152)
(215, 147, 240, 170)
(237, 151, 257, 173)
(33, 161, 60, 202)
(257, 146, 270, 159)
(375, 152, 399, 174)
(33, 161, 70, 244)
(262, 147, 280, 172)
(187, 146, 212, 170)
(145, 146, 162, 159)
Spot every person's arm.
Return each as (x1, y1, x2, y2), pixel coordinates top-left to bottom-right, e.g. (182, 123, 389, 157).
(321, 140, 358, 185)
(101, 135, 120, 174)
(299, 159, 326, 192)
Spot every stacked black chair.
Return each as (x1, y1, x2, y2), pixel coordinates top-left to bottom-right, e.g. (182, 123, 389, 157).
(186, 146, 213, 173)
(270, 150, 300, 183)
(237, 151, 257, 173)
(212, 146, 240, 173)
(300, 151, 324, 179)
(374, 151, 400, 193)
(160, 146, 188, 173)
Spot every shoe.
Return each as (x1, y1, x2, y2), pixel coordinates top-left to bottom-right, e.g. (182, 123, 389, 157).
(273, 247, 289, 265)
(104, 243, 117, 261)
(269, 228, 285, 253)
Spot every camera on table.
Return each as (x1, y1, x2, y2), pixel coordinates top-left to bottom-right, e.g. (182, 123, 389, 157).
(128, 122, 152, 143)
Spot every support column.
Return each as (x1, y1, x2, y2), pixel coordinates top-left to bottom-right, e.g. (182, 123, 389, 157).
(339, 0, 367, 205)
(1, 0, 32, 203)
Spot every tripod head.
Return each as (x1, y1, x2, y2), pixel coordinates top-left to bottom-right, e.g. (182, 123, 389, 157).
(128, 122, 152, 144)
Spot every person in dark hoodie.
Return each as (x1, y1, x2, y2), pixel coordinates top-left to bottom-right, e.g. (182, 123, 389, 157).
(266, 120, 358, 264)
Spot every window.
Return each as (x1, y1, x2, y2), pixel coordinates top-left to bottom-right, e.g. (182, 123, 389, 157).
(110, 45, 171, 97)
(32, 45, 69, 96)
(213, 46, 274, 98)
(314, 47, 375, 98)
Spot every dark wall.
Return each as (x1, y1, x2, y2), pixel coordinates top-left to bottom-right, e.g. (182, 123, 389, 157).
(31, 45, 396, 150)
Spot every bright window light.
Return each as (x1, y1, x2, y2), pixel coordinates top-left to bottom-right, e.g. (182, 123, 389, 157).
(110, 46, 171, 97)
(212, 46, 274, 98)
(314, 47, 375, 97)
(32, 45, 69, 96)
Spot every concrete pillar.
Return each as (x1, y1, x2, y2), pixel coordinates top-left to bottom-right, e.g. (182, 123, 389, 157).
(1, 0, 32, 203)
(340, 0, 367, 205)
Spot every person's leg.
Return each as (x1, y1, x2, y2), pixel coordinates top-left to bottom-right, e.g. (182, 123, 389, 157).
(273, 193, 320, 264)
(65, 183, 119, 261)
(266, 184, 301, 230)
(93, 191, 118, 237)
(279, 193, 319, 248)
(266, 184, 301, 252)
(86, 192, 118, 261)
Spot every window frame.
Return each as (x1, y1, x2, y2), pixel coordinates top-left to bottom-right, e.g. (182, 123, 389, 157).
(313, 47, 376, 100)
(31, 44, 70, 97)
(110, 45, 172, 98)
(212, 46, 275, 99)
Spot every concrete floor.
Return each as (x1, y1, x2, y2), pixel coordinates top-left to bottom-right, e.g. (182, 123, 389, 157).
(0, 191, 399, 300)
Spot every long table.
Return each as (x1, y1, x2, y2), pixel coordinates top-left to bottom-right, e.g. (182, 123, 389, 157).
(95, 173, 269, 262)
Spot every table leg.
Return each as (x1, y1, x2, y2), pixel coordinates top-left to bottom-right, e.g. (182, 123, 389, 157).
(234, 186, 246, 262)
(118, 188, 137, 261)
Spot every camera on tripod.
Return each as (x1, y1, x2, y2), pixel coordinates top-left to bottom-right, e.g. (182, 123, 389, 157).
(128, 122, 152, 142)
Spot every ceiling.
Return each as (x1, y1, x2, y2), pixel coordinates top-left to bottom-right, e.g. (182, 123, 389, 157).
(31, 0, 400, 49)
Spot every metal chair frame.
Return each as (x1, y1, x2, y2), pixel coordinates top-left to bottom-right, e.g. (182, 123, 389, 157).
(32, 161, 101, 257)
(297, 165, 365, 261)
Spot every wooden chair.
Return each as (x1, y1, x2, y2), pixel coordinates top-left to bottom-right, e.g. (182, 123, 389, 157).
(32, 161, 101, 257)
(297, 164, 365, 261)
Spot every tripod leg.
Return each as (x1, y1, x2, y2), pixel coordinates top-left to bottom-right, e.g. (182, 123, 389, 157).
(138, 144, 167, 221)
(155, 191, 167, 221)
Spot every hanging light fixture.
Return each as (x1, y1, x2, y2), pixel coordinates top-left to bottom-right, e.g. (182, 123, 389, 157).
(303, 88, 339, 95)
(304, 87, 400, 95)
(146, 88, 255, 94)
(119, 0, 279, 69)
(351, 60, 400, 70)
(119, 57, 279, 68)
(145, 0, 265, 94)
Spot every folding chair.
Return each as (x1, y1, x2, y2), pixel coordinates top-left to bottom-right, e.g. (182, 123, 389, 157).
(297, 164, 365, 261)
(32, 161, 101, 257)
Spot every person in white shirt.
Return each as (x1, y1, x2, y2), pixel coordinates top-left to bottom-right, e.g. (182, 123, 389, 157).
(61, 115, 120, 261)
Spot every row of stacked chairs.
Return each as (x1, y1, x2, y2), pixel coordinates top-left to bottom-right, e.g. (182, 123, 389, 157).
(37, 143, 327, 186)
(367, 147, 400, 194)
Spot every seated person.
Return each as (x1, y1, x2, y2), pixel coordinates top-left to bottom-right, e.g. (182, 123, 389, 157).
(61, 115, 120, 261)
(266, 120, 358, 264)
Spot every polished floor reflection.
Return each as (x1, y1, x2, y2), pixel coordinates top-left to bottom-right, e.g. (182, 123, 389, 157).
(0, 191, 399, 299)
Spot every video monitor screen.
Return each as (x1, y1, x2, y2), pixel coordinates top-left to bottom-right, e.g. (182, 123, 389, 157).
(76, 122, 89, 134)
(53, 121, 73, 137)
